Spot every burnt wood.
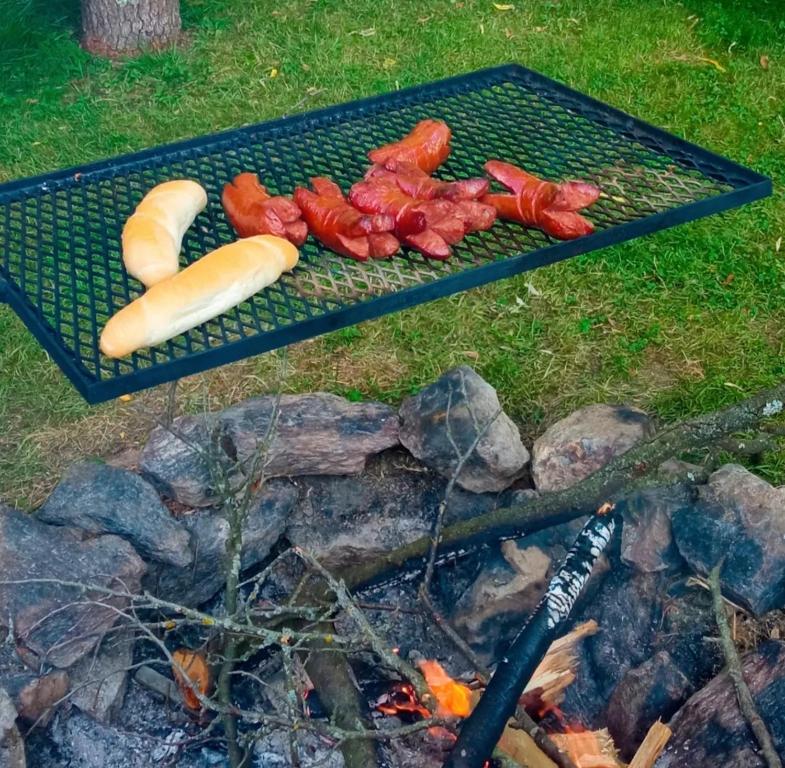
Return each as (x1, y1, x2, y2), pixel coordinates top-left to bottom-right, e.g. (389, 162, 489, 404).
(444, 509, 617, 768)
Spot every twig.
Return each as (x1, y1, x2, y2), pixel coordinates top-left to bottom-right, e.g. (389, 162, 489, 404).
(708, 563, 783, 768)
(163, 379, 179, 428)
(295, 549, 431, 704)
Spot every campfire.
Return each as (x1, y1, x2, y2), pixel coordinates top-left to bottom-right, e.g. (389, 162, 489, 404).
(2, 368, 784, 768)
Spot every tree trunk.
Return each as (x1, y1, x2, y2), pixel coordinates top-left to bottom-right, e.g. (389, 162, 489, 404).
(80, 0, 181, 56)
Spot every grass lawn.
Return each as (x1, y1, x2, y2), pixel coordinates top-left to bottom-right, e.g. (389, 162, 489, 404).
(0, 0, 783, 507)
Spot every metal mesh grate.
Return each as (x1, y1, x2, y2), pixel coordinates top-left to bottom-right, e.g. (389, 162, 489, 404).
(0, 65, 770, 403)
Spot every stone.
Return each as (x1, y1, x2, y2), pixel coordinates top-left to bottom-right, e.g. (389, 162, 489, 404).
(221, 393, 400, 476)
(140, 395, 399, 507)
(653, 579, 721, 690)
(0, 506, 145, 669)
(398, 366, 529, 493)
(0, 686, 25, 768)
(37, 460, 192, 568)
(1, 671, 69, 727)
(453, 544, 551, 654)
(144, 480, 297, 607)
(563, 569, 665, 725)
(69, 632, 134, 722)
(672, 464, 785, 615)
(241, 479, 298, 569)
(285, 453, 504, 570)
(620, 485, 689, 573)
(139, 413, 222, 507)
(606, 651, 692, 759)
(532, 404, 654, 492)
(655, 642, 785, 768)
(144, 512, 230, 607)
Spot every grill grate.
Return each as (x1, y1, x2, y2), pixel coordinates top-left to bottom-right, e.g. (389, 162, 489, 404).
(0, 65, 770, 403)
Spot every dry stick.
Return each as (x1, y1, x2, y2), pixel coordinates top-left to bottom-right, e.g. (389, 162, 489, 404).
(343, 383, 785, 592)
(708, 563, 783, 768)
(218, 389, 283, 768)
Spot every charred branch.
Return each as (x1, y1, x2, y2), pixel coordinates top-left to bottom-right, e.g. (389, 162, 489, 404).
(444, 508, 617, 768)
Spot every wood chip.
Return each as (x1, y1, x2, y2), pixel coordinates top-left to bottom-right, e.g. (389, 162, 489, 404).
(628, 721, 672, 768)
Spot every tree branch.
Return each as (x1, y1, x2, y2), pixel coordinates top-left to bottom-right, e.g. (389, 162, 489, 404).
(709, 563, 783, 768)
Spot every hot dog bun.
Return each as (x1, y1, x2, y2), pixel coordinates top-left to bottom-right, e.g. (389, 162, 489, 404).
(101, 235, 299, 358)
(122, 180, 208, 287)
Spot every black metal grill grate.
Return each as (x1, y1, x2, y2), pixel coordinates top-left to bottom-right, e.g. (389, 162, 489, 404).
(0, 65, 770, 403)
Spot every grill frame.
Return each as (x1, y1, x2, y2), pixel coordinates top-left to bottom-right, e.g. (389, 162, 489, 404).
(0, 64, 771, 404)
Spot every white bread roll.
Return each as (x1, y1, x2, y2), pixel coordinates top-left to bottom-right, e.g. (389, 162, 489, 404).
(101, 235, 299, 358)
(122, 179, 208, 287)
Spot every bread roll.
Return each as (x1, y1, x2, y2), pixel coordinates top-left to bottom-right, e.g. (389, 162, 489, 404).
(101, 235, 299, 358)
(122, 180, 208, 287)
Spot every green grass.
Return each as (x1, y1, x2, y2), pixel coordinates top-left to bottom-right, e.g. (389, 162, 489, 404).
(1, 0, 784, 506)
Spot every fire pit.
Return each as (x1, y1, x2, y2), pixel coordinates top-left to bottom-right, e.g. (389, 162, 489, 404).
(0, 64, 771, 403)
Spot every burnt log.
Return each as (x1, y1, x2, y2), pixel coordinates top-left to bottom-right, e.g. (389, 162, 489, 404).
(655, 642, 785, 768)
(445, 509, 617, 768)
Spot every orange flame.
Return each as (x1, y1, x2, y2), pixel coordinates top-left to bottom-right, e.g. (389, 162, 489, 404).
(418, 659, 473, 718)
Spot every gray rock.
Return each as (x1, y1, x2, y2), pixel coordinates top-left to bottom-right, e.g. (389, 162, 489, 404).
(241, 480, 298, 569)
(1, 671, 69, 727)
(139, 414, 222, 508)
(285, 454, 504, 570)
(0, 686, 25, 768)
(564, 569, 665, 725)
(655, 642, 785, 768)
(140, 395, 399, 507)
(532, 404, 654, 492)
(144, 513, 230, 607)
(672, 464, 785, 615)
(606, 651, 692, 759)
(453, 542, 551, 657)
(621, 485, 689, 573)
(144, 479, 297, 607)
(69, 632, 134, 722)
(37, 461, 192, 568)
(0, 506, 145, 669)
(399, 366, 529, 493)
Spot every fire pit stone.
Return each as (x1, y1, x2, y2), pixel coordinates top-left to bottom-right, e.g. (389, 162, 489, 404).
(620, 484, 690, 573)
(452, 542, 553, 657)
(0, 670, 69, 728)
(672, 463, 785, 615)
(68, 633, 134, 723)
(655, 641, 785, 768)
(285, 451, 505, 569)
(399, 366, 530, 494)
(140, 394, 400, 507)
(532, 404, 655, 492)
(36, 460, 192, 568)
(0, 506, 146, 669)
(143, 478, 296, 607)
(605, 649, 692, 760)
